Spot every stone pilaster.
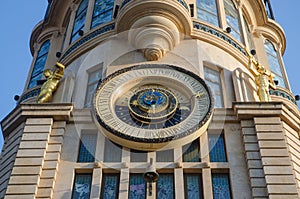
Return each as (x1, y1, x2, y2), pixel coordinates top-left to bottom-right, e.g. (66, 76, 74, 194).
(36, 121, 66, 198)
(5, 118, 53, 199)
(254, 117, 298, 199)
(234, 102, 299, 199)
(1, 104, 73, 199)
(241, 120, 268, 198)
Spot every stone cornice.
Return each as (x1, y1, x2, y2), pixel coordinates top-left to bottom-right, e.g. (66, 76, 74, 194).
(233, 102, 300, 131)
(1, 103, 73, 138)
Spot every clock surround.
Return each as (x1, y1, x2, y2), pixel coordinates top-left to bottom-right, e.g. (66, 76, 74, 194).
(93, 64, 214, 150)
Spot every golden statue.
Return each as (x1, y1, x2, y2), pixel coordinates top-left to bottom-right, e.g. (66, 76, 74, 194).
(245, 50, 276, 102)
(36, 62, 65, 103)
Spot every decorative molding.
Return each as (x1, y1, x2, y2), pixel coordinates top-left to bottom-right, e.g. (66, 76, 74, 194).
(60, 23, 115, 61)
(19, 87, 41, 103)
(120, 0, 189, 11)
(128, 16, 180, 61)
(193, 21, 246, 56)
(269, 89, 297, 105)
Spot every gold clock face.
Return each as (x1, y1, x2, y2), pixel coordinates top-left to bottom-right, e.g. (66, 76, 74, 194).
(93, 64, 214, 150)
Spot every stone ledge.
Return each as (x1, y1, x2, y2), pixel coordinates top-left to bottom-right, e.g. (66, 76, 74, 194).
(1, 103, 73, 137)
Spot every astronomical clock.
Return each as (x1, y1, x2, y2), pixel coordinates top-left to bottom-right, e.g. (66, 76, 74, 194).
(93, 64, 214, 150)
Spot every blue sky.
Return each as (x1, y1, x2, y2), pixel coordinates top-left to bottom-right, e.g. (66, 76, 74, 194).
(0, 1, 299, 149)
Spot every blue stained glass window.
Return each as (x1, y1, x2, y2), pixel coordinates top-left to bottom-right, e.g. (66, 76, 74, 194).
(264, 40, 286, 88)
(70, 0, 89, 44)
(72, 173, 92, 199)
(184, 174, 203, 199)
(101, 174, 120, 199)
(182, 139, 200, 162)
(129, 174, 146, 199)
(209, 133, 227, 162)
(224, 0, 242, 42)
(156, 174, 174, 199)
(196, 0, 219, 27)
(28, 40, 51, 89)
(77, 132, 97, 162)
(212, 173, 231, 199)
(91, 0, 114, 29)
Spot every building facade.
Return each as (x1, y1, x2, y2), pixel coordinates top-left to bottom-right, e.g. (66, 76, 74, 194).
(1, 0, 300, 198)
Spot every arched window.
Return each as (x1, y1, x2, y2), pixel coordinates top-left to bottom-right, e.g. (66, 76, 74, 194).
(28, 40, 50, 89)
(264, 40, 286, 88)
(196, 0, 219, 27)
(224, 0, 242, 42)
(70, 0, 89, 44)
(91, 0, 114, 29)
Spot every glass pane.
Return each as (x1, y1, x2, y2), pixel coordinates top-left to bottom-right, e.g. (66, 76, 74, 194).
(77, 0, 89, 15)
(28, 40, 50, 89)
(88, 69, 103, 84)
(264, 40, 286, 88)
(156, 149, 174, 162)
(204, 67, 223, 108)
(209, 134, 227, 162)
(73, 12, 86, 33)
(264, 40, 277, 56)
(130, 149, 147, 162)
(28, 72, 43, 88)
(157, 174, 174, 199)
(196, 0, 219, 27)
(182, 139, 200, 162)
(32, 55, 47, 77)
(72, 174, 92, 199)
(85, 68, 103, 108)
(37, 40, 50, 57)
(129, 174, 146, 199)
(101, 174, 119, 199)
(204, 67, 220, 83)
(84, 83, 98, 108)
(78, 133, 97, 162)
(243, 17, 255, 50)
(212, 173, 231, 199)
(71, 0, 88, 43)
(104, 138, 122, 162)
(91, 0, 114, 29)
(224, 0, 241, 42)
(184, 174, 203, 199)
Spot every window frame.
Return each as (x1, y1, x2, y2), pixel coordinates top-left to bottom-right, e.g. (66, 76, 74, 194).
(71, 172, 93, 199)
(196, 0, 220, 27)
(223, 0, 243, 43)
(101, 173, 120, 199)
(264, 39, 287, 88)
(27, 39, 51, 89)
(203, 64, 225, 108)
(91, 0, 115, 29)
(70, 0, 89, 44)
(183, 173, 204, 199)
(128, 173, 147, 199)
(211, 172, 232, 199)
(84, 64, 103, 108)
(208, 132, 228, 162)
(77, 130, 97, 162)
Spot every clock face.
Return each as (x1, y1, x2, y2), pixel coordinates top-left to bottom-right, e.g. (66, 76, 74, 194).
(93, 64, 214, 150)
